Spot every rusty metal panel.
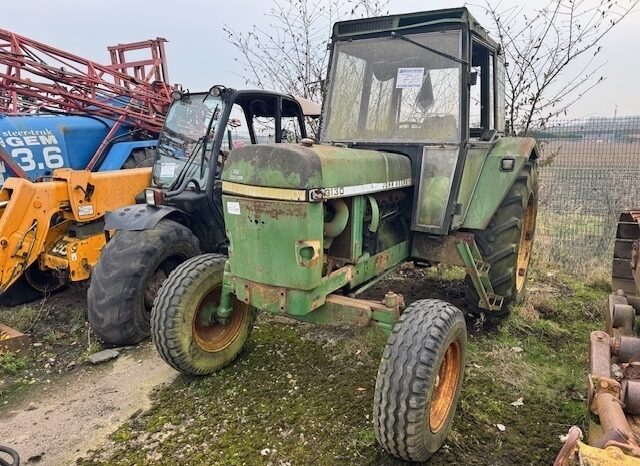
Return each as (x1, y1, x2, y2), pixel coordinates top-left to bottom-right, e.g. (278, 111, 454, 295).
(0, 324, 29, 353)
(411, 231, 467, 267)
(224, 195, 324, 291)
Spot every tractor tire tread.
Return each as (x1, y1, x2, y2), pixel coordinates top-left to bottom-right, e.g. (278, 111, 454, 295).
(465, 159, 538, 316)
(87, 219, 199, 345)
(152, 253, 255, 375)
(374, 299, 466, 462)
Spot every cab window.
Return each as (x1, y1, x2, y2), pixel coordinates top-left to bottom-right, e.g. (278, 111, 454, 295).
(469, 41, 495, 139)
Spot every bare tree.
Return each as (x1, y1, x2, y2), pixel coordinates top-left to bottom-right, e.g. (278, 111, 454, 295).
(482, 0, 638, 134)
(223, 0, 388, 134)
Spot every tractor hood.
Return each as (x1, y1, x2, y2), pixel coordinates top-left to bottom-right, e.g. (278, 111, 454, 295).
(221, 143, 412, 198)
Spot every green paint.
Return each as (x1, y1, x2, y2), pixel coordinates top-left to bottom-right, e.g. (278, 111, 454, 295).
(222, 143, 411, 190)
(462, 137, 536, 230)
(349, 241, 410, 289)
(452, 144, 490, 228)
(224, 195, 324, 291)
(456, 239, 502, 311)
(349, 196, 365, 261)
(230, 241, 409, 322)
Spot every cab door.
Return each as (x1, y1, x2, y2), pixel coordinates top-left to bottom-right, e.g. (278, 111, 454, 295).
(452, 39, 500, 228)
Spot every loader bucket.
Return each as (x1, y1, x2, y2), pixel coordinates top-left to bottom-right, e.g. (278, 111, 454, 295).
(0, 323, 29, 353)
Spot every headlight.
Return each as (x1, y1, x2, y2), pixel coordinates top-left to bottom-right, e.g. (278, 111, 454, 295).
(145, 188, 164, 206)
(145, 188, 156, 205)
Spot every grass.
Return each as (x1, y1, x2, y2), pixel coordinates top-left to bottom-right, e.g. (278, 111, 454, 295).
(80, 264, 607, 466)
(0, 352, 29, 375)
(0, 286, 105, 406)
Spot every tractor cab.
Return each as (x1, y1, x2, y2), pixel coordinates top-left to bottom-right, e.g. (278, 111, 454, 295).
(321, 7, 505, 235)
(150, 87, 311, 194)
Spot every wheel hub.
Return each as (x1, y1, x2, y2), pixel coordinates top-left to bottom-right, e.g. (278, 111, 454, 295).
(144, 269, 167, 309)
(192, 286, 247, 353)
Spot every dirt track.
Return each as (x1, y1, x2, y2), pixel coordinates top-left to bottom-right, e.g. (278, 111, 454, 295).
(1, 343, 175, 465)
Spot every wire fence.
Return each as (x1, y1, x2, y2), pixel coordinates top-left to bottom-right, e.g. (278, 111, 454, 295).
(533, 116, 640, 272)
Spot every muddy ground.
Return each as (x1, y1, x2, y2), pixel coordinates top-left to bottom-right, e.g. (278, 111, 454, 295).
(0, 264, 606, 465)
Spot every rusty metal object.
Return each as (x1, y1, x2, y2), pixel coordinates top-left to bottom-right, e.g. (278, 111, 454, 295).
(624, 362, 640, 380)
(622, 380, 640, 415)
(614, 336, 640, 363)
(410, 231, 469, 267)
(612, 304, 636, 337)
(554, 426, 582, 466)
(0, 324, 29, 353)
(613, 211, 640, 296)
(590, 331, 612, 377)
(585, 331, 640, 456)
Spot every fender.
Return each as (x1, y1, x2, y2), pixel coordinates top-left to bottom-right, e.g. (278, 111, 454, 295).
(104, 204, 181, 231)
(97, 140, 157, 171)
(461, 136, 538, 230)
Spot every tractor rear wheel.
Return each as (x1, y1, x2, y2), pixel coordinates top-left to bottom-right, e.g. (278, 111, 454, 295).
(87, 219, 200, 345)
(465, 159, 538, 315)
(151, 253, 255, 375)
(373, 299, 467, 462)
(122, 148, 154, 169)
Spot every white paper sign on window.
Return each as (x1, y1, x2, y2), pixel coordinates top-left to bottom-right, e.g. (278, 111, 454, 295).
(396, 67, 425, 89)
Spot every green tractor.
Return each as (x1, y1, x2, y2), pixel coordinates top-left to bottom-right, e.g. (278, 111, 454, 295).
(152, 8, 538, 462)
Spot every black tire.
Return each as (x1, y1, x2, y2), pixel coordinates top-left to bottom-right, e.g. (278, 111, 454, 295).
(0, 266, 65, 307)
(122, 148, 154, 169)
(374, 299, 467, 463)
(151, 253, 255, 375)
(0, 276, 43, 307)
(465, 159, 538, 315)
(87, 219, 200, 345)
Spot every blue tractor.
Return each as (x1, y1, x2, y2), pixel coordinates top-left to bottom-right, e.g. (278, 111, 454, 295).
(0, 29, 173, 182)
(0, 113, 157, 184)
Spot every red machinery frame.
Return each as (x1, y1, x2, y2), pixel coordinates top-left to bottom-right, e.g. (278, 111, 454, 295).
(0, 29, 173, 172)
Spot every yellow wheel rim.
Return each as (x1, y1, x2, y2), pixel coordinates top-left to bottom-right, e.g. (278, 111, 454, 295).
(516, 194, 536, 293)
(429, 339, 462, 433)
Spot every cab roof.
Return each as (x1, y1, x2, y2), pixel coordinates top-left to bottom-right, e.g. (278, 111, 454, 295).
(331, 7, 498, 50)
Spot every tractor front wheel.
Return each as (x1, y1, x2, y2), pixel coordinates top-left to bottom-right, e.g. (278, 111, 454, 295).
(151, 254, 255, 375)
(87, 219, 200, 345)
(465, 159, 538, 315)
(373, 299, 467, 462)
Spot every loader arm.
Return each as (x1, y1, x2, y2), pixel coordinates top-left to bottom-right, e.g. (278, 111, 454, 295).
(0, 167, 151, 293)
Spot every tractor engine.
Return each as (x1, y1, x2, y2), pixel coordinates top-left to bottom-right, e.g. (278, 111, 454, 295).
(220, 141, 412, 316)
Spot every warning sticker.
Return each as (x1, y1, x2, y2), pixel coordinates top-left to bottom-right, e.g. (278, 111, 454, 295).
(226, 201, 241, 215)
(160, 162, 176, 177)
(396, 67, 425, 89)
(78, 204, 94, 217)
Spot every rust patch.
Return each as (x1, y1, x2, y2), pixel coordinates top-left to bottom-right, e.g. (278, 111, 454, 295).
(235, 278, 283, 311)
(374, 251, 389, 274)
(243, 198, 307, 220)
(0, 323, 29, 353)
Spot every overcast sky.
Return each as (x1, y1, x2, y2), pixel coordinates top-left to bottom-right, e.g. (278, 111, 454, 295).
(3, 0, 638, 118)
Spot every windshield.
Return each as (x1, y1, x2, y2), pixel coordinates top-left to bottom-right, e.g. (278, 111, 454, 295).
(321, 31, 462, 144)
(152, 93, 223, 189)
